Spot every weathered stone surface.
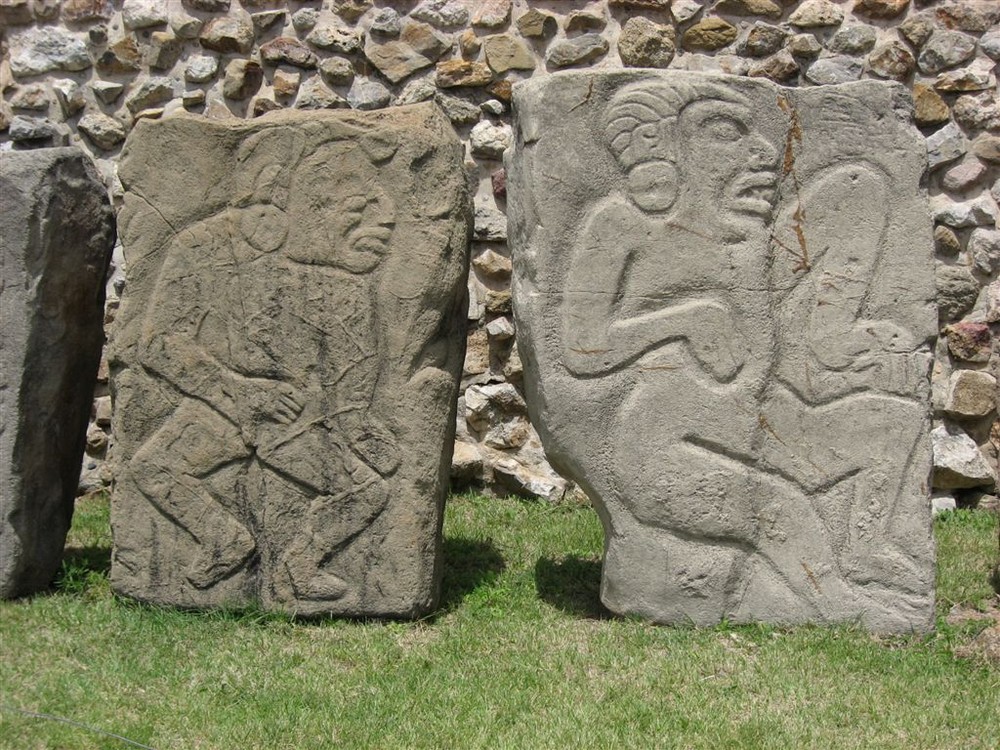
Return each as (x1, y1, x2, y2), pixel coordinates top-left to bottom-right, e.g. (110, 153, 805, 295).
(472, 0, 512, 29)
(509, 71, 937, 633)
(331, 0, 371, 23)
(972, 134, 1000, 164)
(412, 0, 468, 29)
(714, 0, 782, 19)
(8, 115, 63, 144)
(9, 27, 92, 77)
(483, 35, 535, 74)
(307, 25, 362, 54)
(867, 41, 915, 81)
(547, 34, 610, 68)
(346, 78, 390, 110)
(912, 82, 950, 127)
(126, 77, 174, 115)
(900, 13, 935, 49)
(436, 60, 493, 88)
(1, 148, 115, 599)
(828, 25, 877, 55)
(970, 228, 1000, 274)
(936, 263, 980, 320)
(934, 224, 961, 256)
(185, 55, 219, 84)
(944, 370, 997, 418)
(78, 112, 126, 151)
(945, 322, 992, 362)
(369, 8, 400, 38)
(787, 33, 823, 58)
(200, 14, 254, 54)
(805, 55, 863, 85)
(516, 9, 557, 39)
(122, 0, 168, 30)
(926, 122, 967, 170)
(470, 120, 512, 159)
(96, 38, 142, 75)
(295, 78, 348, 110)
(934, 1, 1000, 33)
(942, 159, 987, 193)
(749, 49, 800, 82)
(739, 22, 788, 58)
(319, 57, 355, 87)
(566, 9, 606, 34)
(933, 196, 998, 228)
(272, 69, 301, 99)
(854, 0, 909, 20)
(260, 38, 318, 69)
(931, 426, 997, 489)
(682, 18, 738, 51)
(934, 63, 997, 94)
(619, 17, 676, 69)
(222, 59, 263, 100)
(917, 30, 978, 75)
(364, 21, 450, 84)
(110, 104, 471, 617)
(672, 0, 704, 24)
(789, 0, 845, 28)
(953, 93, 1000, 133)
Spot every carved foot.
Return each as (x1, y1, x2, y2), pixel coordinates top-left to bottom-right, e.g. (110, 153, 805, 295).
(185, 518, 255, 590)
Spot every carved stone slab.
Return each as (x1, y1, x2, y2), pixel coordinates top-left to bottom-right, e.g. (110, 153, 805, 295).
(110, 105, 470, 617)
(509, 71, 937, 633)
(1, 148, 115, 599)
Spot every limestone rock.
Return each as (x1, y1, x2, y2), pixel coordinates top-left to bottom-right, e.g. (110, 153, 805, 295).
(829, 25, 878, 55)
(714, 0, 782, 19)
(307, 25, 363, 54)
(0, 0, 32, 25)
(125, 77, 175, 115)
(182, 0, 230, 11)
(945, 322, 993, 362)
(619, 18, 676, 69)
(547, 34, 610, 68)
(912, 83, 950, 127)
(272, 69, 301, 99)
(436, 60, 494, 88)
(185, 55, 219, 84)
(473, 0, 512, 29)
(122, 0, 168, 30)
(942, 160, 987, 193)
(953, 93, 1000, 132)
(566, 9, 606, 34)
(672, 0, 704, 24)
(900, 14, 935, 50)
(972, 135, 1000, 164)
(854, 0, 909, 20)
(934, 1, 1000, 33)
(96, 38, 142, 75)
(931, 426, 997, 489)
(944, 371, 997, 418)
(295, 78, 348, 109)
(934, 63, 997, 94)
(9, 27, 92, 77)
(9, 84, 49, 112)
(260, 38, 318, 69)
(739, 23, 788, 58)
(1, 148, 115, 599)
(223, 60, 263, 100)
(110, 104, 471, 617)
(933, 196, 998, 229)
(509, 71, 937, 633)
(473, 203, 507, 242)
(926, 122, 967, 170)
(867, 42, 915, 81)
(787, 33, 823, 58)
(981, 28, 1000, 61)
(749, 50, 800, 82)
(682, 18, 738, 52)
(805, 55, 863, 85)
(470, 120, 512, 159)
(789, 0, 845, 28)
(347, 78, 391, 111)
(200, 14, 254, 55)
(934, 225, 961, 256)
(9, 116, 64, 144)
(369, 8, 400, 38)
(970, 228, 1000, 275)
(319, 57, 355, 87)
(52, 80, 85, 118)
(92, 81, 125, 105)
(936, 263, 981, 320)
(483, 35, 535, 74)
(78, 112, 126, 151)
(364, 22, 450, 84)
(610, 0, 671, 8)
(917, 31, 978, 75)
(331, 0, 371, 23)
(516, 9, 557, 39)
(411, 0, 468, 29)
(435, 92, 481, 126)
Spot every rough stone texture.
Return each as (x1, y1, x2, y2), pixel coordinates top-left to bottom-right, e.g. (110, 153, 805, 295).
(3, 0, 997, 512)
(109, 105, 470, 617)
(547, 34, 610, 68)
(1, 148, 115, 598)
(618, 18, 676, 69)
(509, 71, 937, 633)
(931, 426, 997, 489)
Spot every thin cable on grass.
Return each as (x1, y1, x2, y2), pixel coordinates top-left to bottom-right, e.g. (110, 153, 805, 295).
(0, 705, 158, 750)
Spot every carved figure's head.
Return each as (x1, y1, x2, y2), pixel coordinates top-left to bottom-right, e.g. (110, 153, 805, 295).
(288, 135, 399, 273)
(604, 79, 780, 237)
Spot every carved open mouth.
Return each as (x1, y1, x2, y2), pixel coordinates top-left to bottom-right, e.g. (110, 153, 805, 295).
(732, 172, 778, 216)
(351, 227, 394, 255)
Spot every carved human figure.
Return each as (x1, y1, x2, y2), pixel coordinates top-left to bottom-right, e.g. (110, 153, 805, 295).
(126, 127, 401, 608)
(561, 79, 930, 625)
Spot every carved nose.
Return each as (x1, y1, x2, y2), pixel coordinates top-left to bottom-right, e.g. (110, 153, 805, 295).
(748, 134, 778, 169)
(366, 187, 396, 227)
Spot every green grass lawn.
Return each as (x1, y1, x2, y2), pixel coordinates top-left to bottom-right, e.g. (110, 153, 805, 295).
(1, 493, 997, 749)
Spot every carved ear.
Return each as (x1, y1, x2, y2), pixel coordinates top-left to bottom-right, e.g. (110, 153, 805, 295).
(626, 161, 678, 214)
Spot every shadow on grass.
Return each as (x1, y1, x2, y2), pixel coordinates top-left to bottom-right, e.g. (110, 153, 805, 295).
(534, 555, 612, 620)
(52, 544, 112, 594)
(438, 536, 506, 611)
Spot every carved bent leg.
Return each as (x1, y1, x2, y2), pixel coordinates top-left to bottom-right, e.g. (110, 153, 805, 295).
(130, 404, 255, 590)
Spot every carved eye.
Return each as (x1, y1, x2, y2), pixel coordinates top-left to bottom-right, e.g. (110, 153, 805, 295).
(704, 116, 744, 142)
(342, 196, 367, 215)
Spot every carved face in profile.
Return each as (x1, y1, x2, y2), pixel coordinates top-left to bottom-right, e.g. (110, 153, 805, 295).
(288, 144, 397, 273)
(674, 99, 779, 237)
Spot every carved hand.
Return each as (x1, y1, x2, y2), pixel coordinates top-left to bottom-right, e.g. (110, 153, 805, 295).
(685, 302, 748, 382)
(237, 378, 305, 427)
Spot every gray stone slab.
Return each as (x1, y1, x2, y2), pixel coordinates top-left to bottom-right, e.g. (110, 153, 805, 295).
(1, 147, 115, 599)
(508, 71, 937, 633)
(109, 104, 470, 617)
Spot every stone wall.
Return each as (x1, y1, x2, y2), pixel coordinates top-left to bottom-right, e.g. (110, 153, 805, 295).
(2, 0, 997, 506)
